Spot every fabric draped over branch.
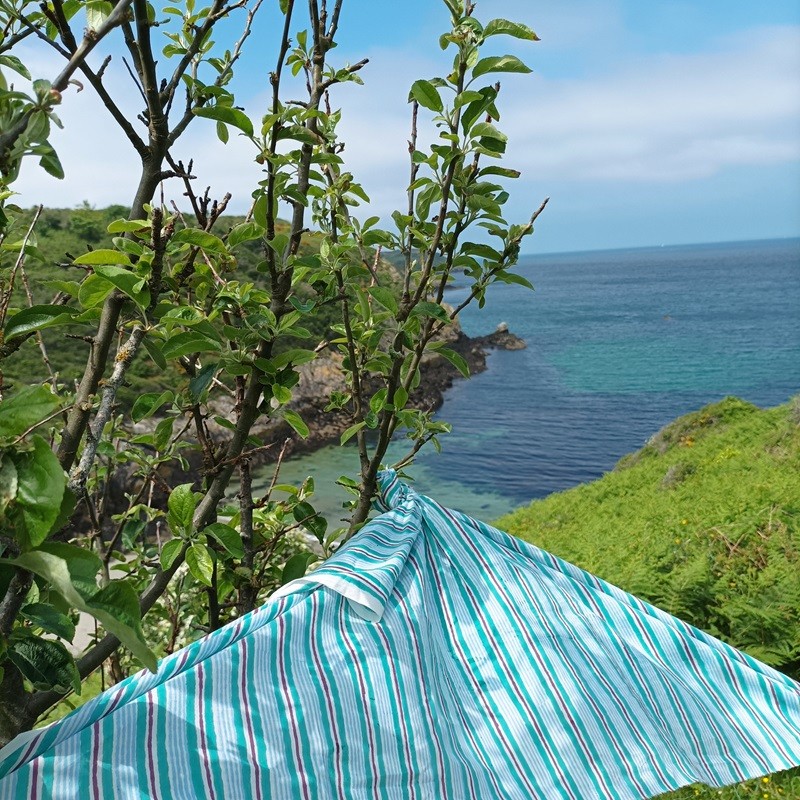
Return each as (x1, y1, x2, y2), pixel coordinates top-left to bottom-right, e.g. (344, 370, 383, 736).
(1, 470, 799, 799)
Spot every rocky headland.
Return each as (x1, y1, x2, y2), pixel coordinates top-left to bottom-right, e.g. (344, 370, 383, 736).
(222, 322, 526, 462)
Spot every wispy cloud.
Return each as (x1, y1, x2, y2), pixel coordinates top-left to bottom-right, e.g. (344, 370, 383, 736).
(505, 26, 800, 182)
(12, 18, 800, 247)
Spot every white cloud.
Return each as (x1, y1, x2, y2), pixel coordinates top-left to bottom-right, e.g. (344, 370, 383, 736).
(503, 26, 800, 182)
(10, 19, 800, 232)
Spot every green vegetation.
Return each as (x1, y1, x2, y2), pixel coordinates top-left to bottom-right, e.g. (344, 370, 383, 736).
(1, 207, 344, 397)
(498, 396, 800, 798)
(0, 0, 544, 745)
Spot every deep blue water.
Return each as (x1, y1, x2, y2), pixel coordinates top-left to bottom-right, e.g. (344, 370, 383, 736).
(262, 238, 800, 523)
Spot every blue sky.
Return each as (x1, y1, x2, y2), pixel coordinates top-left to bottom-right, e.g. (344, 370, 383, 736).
(13, 0, 800, 253)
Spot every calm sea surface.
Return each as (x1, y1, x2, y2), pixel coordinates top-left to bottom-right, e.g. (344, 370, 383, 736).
(258, 238, 800, 524)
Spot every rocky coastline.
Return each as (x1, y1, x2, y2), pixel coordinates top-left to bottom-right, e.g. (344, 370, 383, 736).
(116, 324, 525, 518)
(227, 323, 526, 463)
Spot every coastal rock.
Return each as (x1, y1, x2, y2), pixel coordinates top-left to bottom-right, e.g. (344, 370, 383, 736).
(126, 321, 528, 500)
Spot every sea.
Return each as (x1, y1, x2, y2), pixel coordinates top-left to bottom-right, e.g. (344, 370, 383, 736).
(255, 238, 800, 526)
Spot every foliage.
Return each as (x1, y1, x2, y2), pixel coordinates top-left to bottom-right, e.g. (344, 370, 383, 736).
(654, 769, 800, 800)
(498, 397, 800, 798)
(499, 397, 800, 674)
(0, 0, 544, 746)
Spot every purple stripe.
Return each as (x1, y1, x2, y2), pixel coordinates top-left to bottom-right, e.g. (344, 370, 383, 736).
(307, 601, 347, 800)
(276, 614, 312, 800)
(196, 663, 217, 797)
(239, 639, 263, 800)
(29, 757, 40, 800)
(146, 693, 158, 797)
(17, 737, 40, 773)
(90, 724, 101, 800)
(104, 688, 125, 716)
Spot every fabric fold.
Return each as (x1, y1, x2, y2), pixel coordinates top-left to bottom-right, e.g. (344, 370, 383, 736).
(0, 471, 798, 800)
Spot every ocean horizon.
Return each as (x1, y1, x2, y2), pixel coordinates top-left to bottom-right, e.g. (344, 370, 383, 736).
(258, 237, 800, 525)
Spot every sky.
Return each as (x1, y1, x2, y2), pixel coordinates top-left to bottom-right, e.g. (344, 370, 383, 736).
(11, 0, 800, 253)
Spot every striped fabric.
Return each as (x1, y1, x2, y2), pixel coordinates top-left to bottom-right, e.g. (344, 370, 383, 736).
(1, 469, 799, 799)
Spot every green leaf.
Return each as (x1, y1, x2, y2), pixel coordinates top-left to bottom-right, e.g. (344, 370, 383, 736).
(410, 301, 450, 322)
(0, 55, 31, 80)
(189, 363, 216, 402)
(131, 390, 174, 422)
(283, 409, 309, 438)
(280, 552, 318, 586)
(186, 543, 214, 587)
(496, 270, 534, 290)
(227, 221, 264, 248)
(193, 106, 254, 137)
(393, 386, 409, 411)
(0, 385, 60, 439)
(0, 457, 18, 516)
(85, 581, 154, 670)
(38, 541, 101, 599)
(409, 79, 443, 113)
(480, 165, 521, 179)
(161, 331, 221, 360)
(271, 348, 316, 369)
(153, 417, 174, 451)
(73, 249, 132, 266)
(20, 602, 76, 641)
(38, 146, 64, 180)
(367, 286, 399, 314)
(471, 121, 507, 143)
(10, 437, 66, 549)
(370, 388, 387, 413)
(462, 242, 503, 260)
(272, 384, 292, 405)
(472, 55, 532, 79)
(160, 539, 184, 571)
(467, 194, 502, 215)
(8, 635, 79, 693)
(85, 0, 112, 30)
(483, 18, 540, 41)
(454, 89, 485, 108)
(142, 335, 167, 370)
(6, 551, 156, 671)
(78, 274, 113, 308)
(340, 421, 366, 445)
(203, 523, 244, 559)
(107, 219, 149, 234)
(3, 305, 77, 340)
(171, 228, 227, 253)
(93, 265, 150, 308)
(436, 346, 470, 378)
(167, 484, 196, 535)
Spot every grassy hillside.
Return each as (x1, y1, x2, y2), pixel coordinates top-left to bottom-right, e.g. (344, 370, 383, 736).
(498, 396, 800, 798)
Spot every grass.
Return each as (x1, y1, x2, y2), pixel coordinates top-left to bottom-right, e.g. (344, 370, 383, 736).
(498, 396, 800, 798)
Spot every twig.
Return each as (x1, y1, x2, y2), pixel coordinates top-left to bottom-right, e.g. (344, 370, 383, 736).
(12, 406, 73, 445)
(259, 437, 292, 506)
(0, 206, 42, 328)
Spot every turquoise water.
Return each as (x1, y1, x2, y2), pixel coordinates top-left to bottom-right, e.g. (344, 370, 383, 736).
(255, 238, 800, 523)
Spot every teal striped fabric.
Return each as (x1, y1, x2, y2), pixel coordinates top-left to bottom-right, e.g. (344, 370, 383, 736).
(1, 469, 799, 798)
